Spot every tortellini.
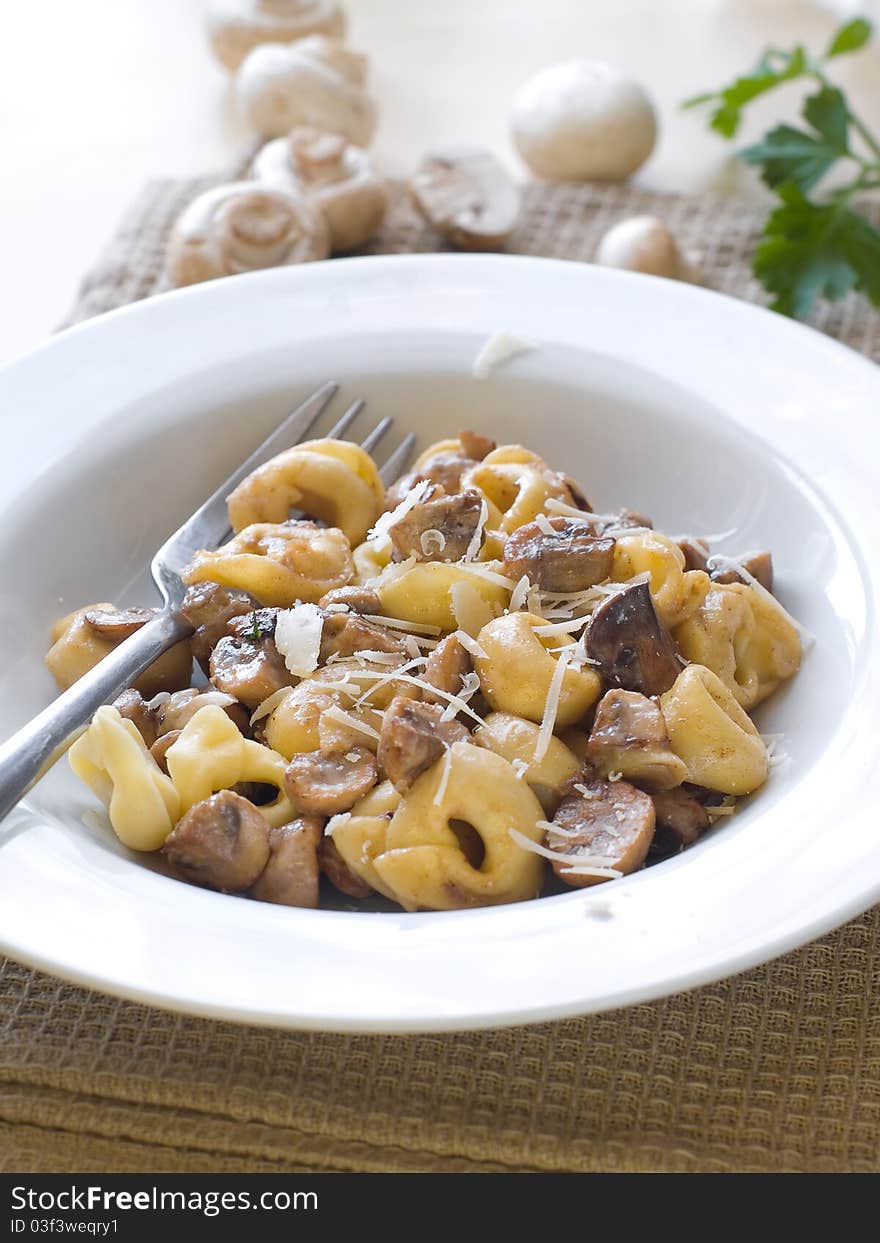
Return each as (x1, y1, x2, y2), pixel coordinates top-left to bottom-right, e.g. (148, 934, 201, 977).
(183, 520, 353, 606)
(474, 612, 601, 726)
(166, 704, 295, 826)
(462, 445, 573, 535)
(226, 438, 384, 546)
(69, 706, 180, 850)
(611, 531, 710, 629)
(373, 560, 510, 631)
(336, 743, 546, 911)
(675, 582, 801, 710)
(659, 665, 769, 795)
(475, 711, 580, 813)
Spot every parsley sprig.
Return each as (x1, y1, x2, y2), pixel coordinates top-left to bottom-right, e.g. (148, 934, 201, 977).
(684, 18, 880, 318)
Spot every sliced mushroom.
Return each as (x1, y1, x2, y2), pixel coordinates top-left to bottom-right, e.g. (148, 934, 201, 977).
(284, 746, 378, 814)
(503, 516, 615, 592)
(377, 696, 470, 793)
(209, 634, 293, 710)
(548, 772, 655, 887)
(181, 581, 257, 672)
(250, 815, 323, 908)
(586, 688, 687, 790)
(162, 790, 270, 892)
(156, 686, 251, 736)
(150, 729, 182, 774)
(83, 606, 156, 639)
(585, 579, 680, 696)
(318, 585, 382, 613)
(389, 488, 486, 563)
(712, 550, 773, 593)
(410, 147, 521, 251)
(227, 607, 279, 640)
(651, 786, 710, 848)
(422, 633, 473, 699)
(459, 429, 496, 460)
(318, 834, 374, 898)
(318, 612, 407, 662)
(113, 688, 161, 748)
(384, 451, 474, 510)
(678, 537, 710, 573)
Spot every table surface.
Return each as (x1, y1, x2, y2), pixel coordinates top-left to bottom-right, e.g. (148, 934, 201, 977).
(1, 0, 878, 368)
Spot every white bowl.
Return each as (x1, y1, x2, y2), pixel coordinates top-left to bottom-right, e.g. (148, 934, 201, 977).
(0, 255, 878, 1032)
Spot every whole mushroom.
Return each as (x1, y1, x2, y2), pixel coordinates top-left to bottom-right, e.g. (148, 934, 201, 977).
(251, 126, 388, 251)
(595, 215, 701, 283)
(235, 35, 377, 143)
(511, 59, 657, 181)
(166, 182, 330, 287)
(207, 0, 347, 72)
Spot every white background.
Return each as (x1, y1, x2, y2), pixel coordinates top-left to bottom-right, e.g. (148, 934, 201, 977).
(1, 0, 878, 367)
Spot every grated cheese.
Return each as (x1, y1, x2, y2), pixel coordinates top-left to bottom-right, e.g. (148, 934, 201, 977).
(458, 562, 519, 590)
(533, 616, 589, 637)
(433, 745, 454, 805)
(534, 648, 570, 764)
(367, 479, 433, 546)
(526, 583, 544, 617)
(534, 512, 557, 537)
(324, 812, 351, 838)
(439, 671, 481, 723)
(472, 330, 539, 379)
(450, 579, 495, 637)
(508, 827, 622, 878)
(363, 613, 442, 637)
(508, 575, 532, 612)
(320, 704, 381, 742)
(275, 603, 323, 677)
(345, 669, 486, 727)
(706, 553, 815, 650)
(452, 628, 489, 661)
(462, 499, 489, 562)
(511, 759, 529, 779)
(250, 685, 295, 726)
(420, 528, 446, 556)
(607, 770, 623, 782)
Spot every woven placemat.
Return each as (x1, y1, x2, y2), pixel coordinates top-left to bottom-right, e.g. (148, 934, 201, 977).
(5, 172, 880, 1175)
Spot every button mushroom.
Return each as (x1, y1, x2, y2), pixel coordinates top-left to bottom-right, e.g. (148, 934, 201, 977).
(410, 147, 521, 251)
(458, 430, 496, 460)
(181, 582, 257, 672)
(388, 488, 486, 563)
(377, 697, 470, 794)
(503, 516, 615, 592)
(547, 772, 655, 887)
(249, 814, 323, 907)
(595, 216, 701, 284)
(712, 551, 774, 593)
(166, 182, 330, 288)
(235, 36, 377, 143)
(422, 633, 473, 699)
(585, 579, 681, 696)
(46, 603, 193, 698)
(252, 126, 389, 252)
(209, 633, 294, 710)
(511, 60, 657, 181)
(207, 0, 347, 73)
(318, 611, 407, 662)
(284, 746, 378, 814)
(651, 786, 710, 848)
(586, 688, 688, 790)
(318, 834, 374, 898)
(318, 585, 382, 613)
(162, 790, 270, 892)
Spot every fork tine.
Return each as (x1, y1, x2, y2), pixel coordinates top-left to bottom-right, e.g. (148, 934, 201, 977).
(360, 416, 394, 455)
(379, 432, 417, 484)
(326, 398, 365, 440)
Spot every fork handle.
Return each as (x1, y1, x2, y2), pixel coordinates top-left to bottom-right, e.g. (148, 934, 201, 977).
(0, 609, 194, 823)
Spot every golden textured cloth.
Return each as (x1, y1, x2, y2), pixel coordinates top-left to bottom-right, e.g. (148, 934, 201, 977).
(5, 177, 879, 1174)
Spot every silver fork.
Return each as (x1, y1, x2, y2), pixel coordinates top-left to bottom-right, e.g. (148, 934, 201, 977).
(0, 384, 416, 822)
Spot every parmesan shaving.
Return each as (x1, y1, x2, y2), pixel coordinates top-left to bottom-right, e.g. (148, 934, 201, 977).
(363, 613, 442, 636)
(450, 579, 495, 637)
(275, 603, 323, 677)
(508, 828, 622, 877)
(439, 671, 481, 723)
(433, 746, 454, 805)
(508, 575, 532, 612)
(323, 602, 350, 614)
(462, 499, 489, 562)
(534, 648, 570, 764)
(533, 617, 589, 637)
(250, 685, 295, 726)
(452, 629, 488, 661)
(368, 479, 433, 546)
(346, 669, 486, 727)
(526, 584, 544, 617)
(320, 705, 381, 742)
(472, 330, 539, 379)
(545, 497, 601, 521)
(420, 528, 446, 556)
(534, 512, 556, 536)
(706, 554, 815, 650)
(607, 770, 623, 782)
(324, 812, 351, 838)
(458, 562, 519, 590)
(511, 759, 529, 779)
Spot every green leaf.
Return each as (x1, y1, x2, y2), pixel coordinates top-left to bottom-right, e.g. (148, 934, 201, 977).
(753, 183, 880, 317)
(825, 18, 872, 59)
(684, 44, 809, 139)
(741, 124, 842, 192)
(803, 86, 850, 152)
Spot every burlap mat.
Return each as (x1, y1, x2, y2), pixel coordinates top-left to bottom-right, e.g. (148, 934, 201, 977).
(5, 172, 879, 1174)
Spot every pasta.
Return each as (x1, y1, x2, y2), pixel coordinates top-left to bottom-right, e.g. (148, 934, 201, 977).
(58, 424, 805, 911)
